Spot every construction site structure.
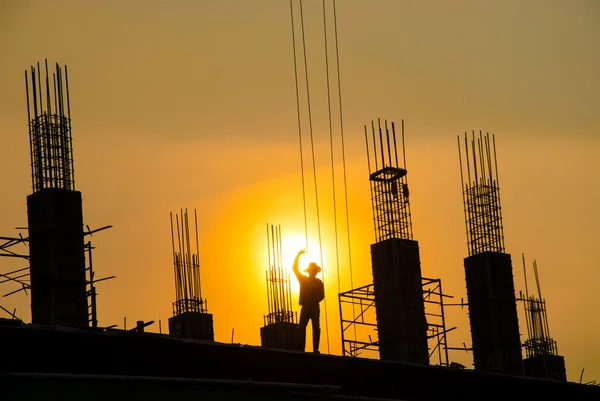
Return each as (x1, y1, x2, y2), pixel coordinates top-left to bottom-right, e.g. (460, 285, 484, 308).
(0, 61, 114, 327)
(83, 226, 115, 328)
(260, 224, 301, 351)
(167, 209, 213, 341)
(367, 119, 429, 364)
(338, 119, 434, 364)
(24, 60, 89, 327)
(339, 276, 454, 366)
(519, 255, 566, 381)
(457, 131, 523, 375)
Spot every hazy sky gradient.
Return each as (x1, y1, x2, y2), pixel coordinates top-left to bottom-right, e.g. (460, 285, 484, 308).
(1, 0, 599, 381)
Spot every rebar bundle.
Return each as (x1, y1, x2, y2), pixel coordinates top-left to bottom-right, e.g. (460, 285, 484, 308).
(25, 60, 75, 193)
(170, 209, 205, 315)
(365, 119, 412, 242)
(457, 131, 505, 256)
(264, 224, 295, 325)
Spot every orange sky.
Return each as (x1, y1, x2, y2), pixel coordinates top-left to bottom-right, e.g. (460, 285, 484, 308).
(1, 0, 599, 381)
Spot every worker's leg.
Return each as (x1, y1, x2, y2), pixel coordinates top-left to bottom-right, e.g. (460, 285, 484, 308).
(310, 305, 321, 354)
(297, 306, 310, 352)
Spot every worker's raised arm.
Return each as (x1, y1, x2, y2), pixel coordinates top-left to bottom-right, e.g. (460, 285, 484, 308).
(292, 249, 306, 281)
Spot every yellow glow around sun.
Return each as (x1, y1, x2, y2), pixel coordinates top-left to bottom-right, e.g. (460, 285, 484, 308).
(280, 233, 326, 283)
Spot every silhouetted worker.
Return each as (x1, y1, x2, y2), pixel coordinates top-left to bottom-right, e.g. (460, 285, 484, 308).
(402, 183, 410, 204)
(292, 249, 325, 354)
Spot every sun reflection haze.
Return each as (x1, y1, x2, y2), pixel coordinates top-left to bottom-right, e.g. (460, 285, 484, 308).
(280, 233, 326, 292)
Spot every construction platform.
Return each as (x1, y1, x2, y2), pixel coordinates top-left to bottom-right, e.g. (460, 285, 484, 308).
(1, 320, 598, 401)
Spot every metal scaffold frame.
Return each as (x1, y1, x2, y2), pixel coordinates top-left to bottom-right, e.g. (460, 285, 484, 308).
(422, 278, 456, 366)
(338, 284, 378, 357)
(365, 119, 412, 243)
(457, 131, 505, 256)
(0, 235, 30, 320)
(338, 277, 455, 366)
(264, 224, 296, 326)
(0, 225, 114, 325)
(0, 235, 30, 261)
(84, 225, 115, 328)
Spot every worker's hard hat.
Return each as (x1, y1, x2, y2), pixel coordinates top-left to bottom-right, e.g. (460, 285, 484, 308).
(305, 262, 321, 273)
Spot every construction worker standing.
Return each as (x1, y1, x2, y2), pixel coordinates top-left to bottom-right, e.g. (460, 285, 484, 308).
(292, 249, 325, 354)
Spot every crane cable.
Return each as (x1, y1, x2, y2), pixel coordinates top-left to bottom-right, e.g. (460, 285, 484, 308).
(289, 0, 309, 249)
(299, 0, 330, 355)
(321, 0, 345, 352)
(332, 0, 357, 345)
(291, 0, 330, 354)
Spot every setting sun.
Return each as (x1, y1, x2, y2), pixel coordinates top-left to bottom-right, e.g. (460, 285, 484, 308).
(280, 232, 327, 293)
(280, 233, 325, 271)
(2, 0, 599, 388)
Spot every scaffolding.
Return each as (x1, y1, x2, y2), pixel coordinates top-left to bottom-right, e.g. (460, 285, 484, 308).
(339, 277, 454, 366)
(457, 131, 504, 256)
(25, 60, 75, 193)
(0, 235, 30, 320)
(264, 224, 296, 326)
(0, 235, 30, 261)
(423, 278, 455, 366)
(519, 256, 558, 358)
(365, 119, 412, 243)
(84, 225, 115, 328)
(338, 284, 378, 357)
(0, 225, 114, 325)
(170, 209, 206, 316)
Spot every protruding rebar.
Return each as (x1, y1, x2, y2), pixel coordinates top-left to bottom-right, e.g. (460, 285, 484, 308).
(25, 60, 75, 193)
(520, 256, 558, 358)
(365, 118, 412, 242)
(457, 131, 505, 256)
(264, 223, 295, 325)
(170, 209, 205, 316)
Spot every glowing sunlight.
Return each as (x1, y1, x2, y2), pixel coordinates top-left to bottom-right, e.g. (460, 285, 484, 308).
(280, 232, 327, 291)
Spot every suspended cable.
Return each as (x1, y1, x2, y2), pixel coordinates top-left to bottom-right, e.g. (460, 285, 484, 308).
(322, 1, 341, 298)
(289, 0, 309, 249)
(299, 0, 330, 354)
(322, 0, 343, 355)
(332, 0, 357, 344)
